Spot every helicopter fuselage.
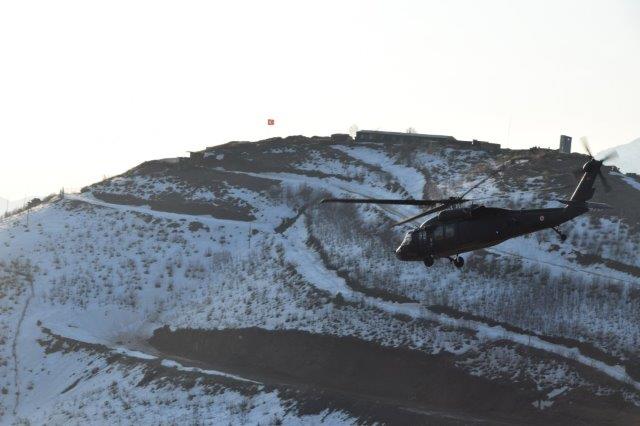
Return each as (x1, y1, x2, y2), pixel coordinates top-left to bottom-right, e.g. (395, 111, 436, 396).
(321, 155, 610, 269)
(395, 204, 587, 261)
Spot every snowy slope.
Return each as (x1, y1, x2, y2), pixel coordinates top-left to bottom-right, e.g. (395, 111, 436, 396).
(2, 135, 640, 424)
(598, 137, 640, 174)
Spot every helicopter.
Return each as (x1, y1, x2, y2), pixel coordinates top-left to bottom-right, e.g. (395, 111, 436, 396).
(321, 138, 618, 269)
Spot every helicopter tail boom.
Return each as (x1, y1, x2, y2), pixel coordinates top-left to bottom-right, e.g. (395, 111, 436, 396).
(555, 199, 611, 210)
(569, 159, 600, 202)
(569, 138, 617, 202)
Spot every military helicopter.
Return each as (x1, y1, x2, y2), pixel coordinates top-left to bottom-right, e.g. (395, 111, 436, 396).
(321, 138, 617, 268)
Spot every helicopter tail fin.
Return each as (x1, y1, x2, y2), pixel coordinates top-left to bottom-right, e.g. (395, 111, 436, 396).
(569, 159, 601, 202)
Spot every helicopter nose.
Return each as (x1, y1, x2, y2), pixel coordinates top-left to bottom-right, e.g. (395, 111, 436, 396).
(395, 245, 409, 260)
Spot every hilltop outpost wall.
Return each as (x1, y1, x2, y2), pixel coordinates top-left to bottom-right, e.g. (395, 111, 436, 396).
(182, 130, 502, 168)
(354, 130, 502, 153)
(559, 135, 572, 154)
(183, 130, 590, 169)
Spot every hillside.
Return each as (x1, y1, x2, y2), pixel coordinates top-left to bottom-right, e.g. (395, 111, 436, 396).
(2, 134, 640, 424)
(598, 137, 640, 175)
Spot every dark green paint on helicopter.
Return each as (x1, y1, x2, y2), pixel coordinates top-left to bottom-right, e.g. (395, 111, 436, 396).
(321, 151, 616, 269)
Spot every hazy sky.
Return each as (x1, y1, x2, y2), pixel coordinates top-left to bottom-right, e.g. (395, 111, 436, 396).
(1, 0, 639, 200)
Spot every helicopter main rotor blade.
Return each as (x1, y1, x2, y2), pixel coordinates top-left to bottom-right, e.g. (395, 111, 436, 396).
(320, 198, 466, 206)
(458, 174, 495, 200)
(391, 202, 467, 227)
(457, 157, 523, 200)
(537, 184, 573, 193)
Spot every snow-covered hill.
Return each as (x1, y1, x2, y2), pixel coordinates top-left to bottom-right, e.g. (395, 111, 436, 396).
(2, 134, 640, 424)
(598, 137, 640, 174)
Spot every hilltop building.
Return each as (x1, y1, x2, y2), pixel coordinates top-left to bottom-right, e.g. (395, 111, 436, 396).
(559, 135, 572, 154)
(355, 130, 501, 153)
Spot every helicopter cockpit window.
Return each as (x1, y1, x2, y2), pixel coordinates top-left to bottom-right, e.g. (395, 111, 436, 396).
(416, 230, 427, 246)
(433, 225, 444, 240)
(444, 223, 456, 238)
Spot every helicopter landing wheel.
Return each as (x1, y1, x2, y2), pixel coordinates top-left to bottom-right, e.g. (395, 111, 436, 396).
(453, 256, 464, 269)
(552, 227, 567, 243)
(423, 256, 434, 268)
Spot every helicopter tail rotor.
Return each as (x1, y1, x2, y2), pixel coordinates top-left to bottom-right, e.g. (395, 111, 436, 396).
(599, 150, 619, 163)
(574, 137, 618, 193)
(580, 136, 593, 158)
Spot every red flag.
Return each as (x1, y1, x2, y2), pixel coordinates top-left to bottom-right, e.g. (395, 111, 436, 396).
(267, 118, 275, 126)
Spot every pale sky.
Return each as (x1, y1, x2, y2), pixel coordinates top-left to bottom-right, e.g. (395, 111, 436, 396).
(1, 0, 639, 200)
